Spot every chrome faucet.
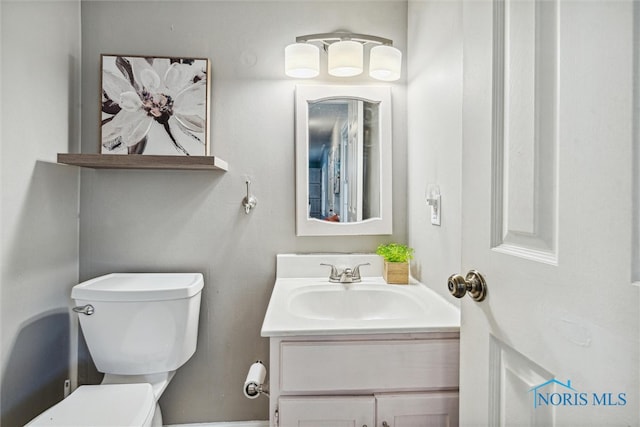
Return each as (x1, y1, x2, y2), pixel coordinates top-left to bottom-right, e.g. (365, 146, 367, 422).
(321, 263, 370, 283)
(340, 268, 354, 283)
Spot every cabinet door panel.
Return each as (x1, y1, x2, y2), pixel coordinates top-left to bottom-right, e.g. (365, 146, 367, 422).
(376, 392, 459, 427)
(279, 396, 375, 427)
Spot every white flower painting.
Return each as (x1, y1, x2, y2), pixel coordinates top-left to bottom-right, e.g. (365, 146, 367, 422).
(101, 54, 210, 156)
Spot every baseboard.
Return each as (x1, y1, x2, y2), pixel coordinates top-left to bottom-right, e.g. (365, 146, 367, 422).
(167, 421, 269, 427)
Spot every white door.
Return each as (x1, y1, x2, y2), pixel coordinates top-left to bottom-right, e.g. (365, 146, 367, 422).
(459, 0, 638, 425)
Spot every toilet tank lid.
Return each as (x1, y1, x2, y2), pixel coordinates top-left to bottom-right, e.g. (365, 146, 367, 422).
(72, 273, 204, 302)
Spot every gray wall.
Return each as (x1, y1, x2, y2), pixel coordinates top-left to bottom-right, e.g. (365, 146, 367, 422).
(80, 1, 407, 423)
(407, 0, 463, 304)
(0, 1, 81, 425)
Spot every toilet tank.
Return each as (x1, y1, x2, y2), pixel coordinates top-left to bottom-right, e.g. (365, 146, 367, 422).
(72, 273, 204, 375)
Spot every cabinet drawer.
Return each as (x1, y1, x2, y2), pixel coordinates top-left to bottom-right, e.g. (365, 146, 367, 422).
(280, 339, 459, 393)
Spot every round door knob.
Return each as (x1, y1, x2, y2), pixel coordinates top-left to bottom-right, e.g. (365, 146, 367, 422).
(447, 270, 487, 301)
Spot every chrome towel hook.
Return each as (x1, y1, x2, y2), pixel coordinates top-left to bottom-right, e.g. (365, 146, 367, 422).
(242, 179, 257, 214)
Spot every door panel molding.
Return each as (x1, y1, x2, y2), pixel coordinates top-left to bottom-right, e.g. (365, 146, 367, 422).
(489, 335, 554, 427)
(491, 0, 558, 265)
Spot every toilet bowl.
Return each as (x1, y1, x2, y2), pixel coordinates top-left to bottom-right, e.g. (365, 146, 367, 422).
(26, 273, 204, 427)
(26, 384, 155, 427)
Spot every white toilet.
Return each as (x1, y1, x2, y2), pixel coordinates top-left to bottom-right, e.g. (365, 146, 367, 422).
(27, 272, 204, 427)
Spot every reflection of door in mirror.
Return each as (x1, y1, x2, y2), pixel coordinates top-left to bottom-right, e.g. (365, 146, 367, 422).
(308, 99, 380, 223)
(343, 100, 361, 222)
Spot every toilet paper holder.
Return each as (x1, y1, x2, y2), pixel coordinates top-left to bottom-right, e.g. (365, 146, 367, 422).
(244, 360, 269, 399)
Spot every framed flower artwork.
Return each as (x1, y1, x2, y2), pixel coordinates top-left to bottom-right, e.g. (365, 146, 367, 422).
(100, 54, 210, 156)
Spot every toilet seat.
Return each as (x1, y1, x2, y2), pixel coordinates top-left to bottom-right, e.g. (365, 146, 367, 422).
(26, 383, 155, 427)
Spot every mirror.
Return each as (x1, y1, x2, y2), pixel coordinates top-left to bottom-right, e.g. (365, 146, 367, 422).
(295, 85, 392, 236)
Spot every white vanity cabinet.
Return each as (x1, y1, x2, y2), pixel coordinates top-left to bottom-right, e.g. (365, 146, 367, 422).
(268, 332, 460, 427)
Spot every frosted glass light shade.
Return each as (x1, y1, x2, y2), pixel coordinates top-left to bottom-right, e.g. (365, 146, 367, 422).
(328, 40, 363, 77)
(369, 45, 402, 81)
(285, 43, 320, 78)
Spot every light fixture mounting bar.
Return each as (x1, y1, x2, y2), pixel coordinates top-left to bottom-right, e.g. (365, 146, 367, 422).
(295, 32, 393, 46)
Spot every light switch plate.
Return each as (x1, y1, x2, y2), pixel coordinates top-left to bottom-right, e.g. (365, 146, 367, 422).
(430, 194, 441, 225)
(426, 184, 441, 226)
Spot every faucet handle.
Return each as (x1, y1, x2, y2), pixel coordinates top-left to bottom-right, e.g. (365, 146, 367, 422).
(351, 263, 371, 281)
(320, 263, 341, 282)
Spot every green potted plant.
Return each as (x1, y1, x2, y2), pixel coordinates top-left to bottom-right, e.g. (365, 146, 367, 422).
(376, 243, 414, 284)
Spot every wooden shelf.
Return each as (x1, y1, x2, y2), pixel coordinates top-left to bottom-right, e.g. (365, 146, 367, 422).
(57, 153, 228, 171)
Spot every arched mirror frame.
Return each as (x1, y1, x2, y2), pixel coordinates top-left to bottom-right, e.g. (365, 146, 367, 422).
(295, 85, 392, 236)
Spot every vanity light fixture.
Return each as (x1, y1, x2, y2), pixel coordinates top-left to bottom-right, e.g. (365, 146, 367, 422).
(285, 32, 402, 81)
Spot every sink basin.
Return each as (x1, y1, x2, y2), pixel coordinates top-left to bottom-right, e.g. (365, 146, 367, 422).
(287, 284, 428, 321)
(261, 254, 460, 337)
